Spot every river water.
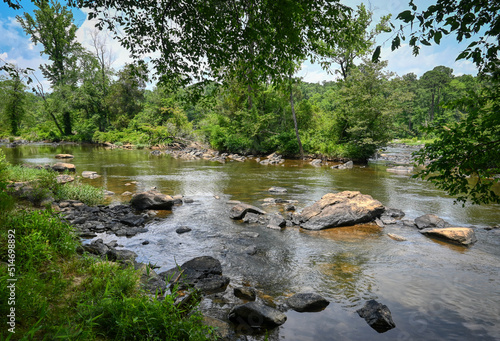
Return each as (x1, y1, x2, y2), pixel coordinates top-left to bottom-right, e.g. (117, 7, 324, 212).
(3, 144, 500, 340)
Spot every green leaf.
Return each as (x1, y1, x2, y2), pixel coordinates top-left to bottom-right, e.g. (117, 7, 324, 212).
(397, 10, 414, 22)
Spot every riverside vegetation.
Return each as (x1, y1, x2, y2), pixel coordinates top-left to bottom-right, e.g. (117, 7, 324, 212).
(0, 151, 216, 340)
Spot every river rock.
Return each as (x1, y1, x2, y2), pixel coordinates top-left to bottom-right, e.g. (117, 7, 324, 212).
(55, 154, 74, 159)
(414, 214, 449, 229)
(234, 287, 257, 301)
(286, 293, 329, 312)
(228, 302, 287, 329)
(106, 249, 138, 262)
(203, 316, 234, 340)
(299, 191, 385, 230)
(136, 263, 167, 294)
(419, 227, 477, 246)
(337, 160, 354, 169)
(310, 159, 322, 167)
(269, 186, 287, 193)
(52, 162, 76, 172)
(176, 226, 192, 234)
(229, 203, 266, 219)
(159, 256, 229, 294)
(267, 213, 286, 230)
(130, 190, 174, 210)
(357, 300, 396, 333)
(120, 214, 145, 227)
(82, 171, 99, 179)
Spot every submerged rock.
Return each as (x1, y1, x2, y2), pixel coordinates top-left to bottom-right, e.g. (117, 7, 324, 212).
(228, 302, 287, 329)
(176, 226, 192, 234)
(130, 190, 174, 210)
(419, 227, 477, 246)
(299, 191, 385, 230)
(286, 293, 329, 312)
(269, 186, 288, 193)
(337, 160, 354, 169)
(357, 300, 396, 333)
(386, 166, 413, 174)
(234, 287, 257, 301)
(387, 233, 407, 242)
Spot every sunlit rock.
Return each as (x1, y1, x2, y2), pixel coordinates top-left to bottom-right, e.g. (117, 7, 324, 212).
(52, 162, 76, 172)
(55, 153, 74, 159)
(299, 191, 385, 230)
(419, 227, 477, 246)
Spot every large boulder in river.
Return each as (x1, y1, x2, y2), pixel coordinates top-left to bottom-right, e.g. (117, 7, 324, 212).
(130, 190, 174, 210)
(299, 191, 385, 230)
(414, 214, 449, 229)
(229, 203, 266, 219)
(419, 227, 477, 246)
(228, 302, 287, 329)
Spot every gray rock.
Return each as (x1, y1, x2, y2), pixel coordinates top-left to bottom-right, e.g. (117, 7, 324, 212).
(241, 231, 259, 238)
(300, 191, 385, 230)
(234, 287, 256, 301)
(284, 204, 296, 211)
(130, 190, 174, 210)
(337, 160, 353, 169)
(229, 203, 266, 220)
(267, 213, 286, 230)
(383, 208, 405, 219)
(415, 214, 449, 229)
(120, 215, 145, 227)
(242, 212, 262, 223)
(106, 249, 138, 262)
(310, 159, 322, 167)
(357, 300, 396, 333)
(82, 239, 109, 256)
(159, 256, 229, 294)
(228, 302, 287, 329)
(286, 293, 329, 312)
(176, 226, 192, 234)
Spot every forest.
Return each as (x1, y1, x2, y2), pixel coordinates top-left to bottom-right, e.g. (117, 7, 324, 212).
(1, 0, 499, 203)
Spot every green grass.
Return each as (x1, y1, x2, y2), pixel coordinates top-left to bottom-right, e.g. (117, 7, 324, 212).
(54, 181, 105, 206)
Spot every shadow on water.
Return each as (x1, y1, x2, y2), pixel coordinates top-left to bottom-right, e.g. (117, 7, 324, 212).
(2, 144, 500, 340)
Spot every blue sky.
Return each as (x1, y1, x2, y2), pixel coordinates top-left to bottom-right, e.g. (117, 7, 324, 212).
(0, 0, 480, 87)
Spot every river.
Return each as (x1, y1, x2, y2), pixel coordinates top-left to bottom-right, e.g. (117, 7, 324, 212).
(3, 143, 500, 340)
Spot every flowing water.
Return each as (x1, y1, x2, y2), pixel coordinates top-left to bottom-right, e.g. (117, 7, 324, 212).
(3, 144, 500, 340)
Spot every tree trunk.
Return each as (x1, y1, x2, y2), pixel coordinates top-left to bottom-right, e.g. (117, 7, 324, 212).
(289, 75, 304, 159)
(430, 92, 435, 122)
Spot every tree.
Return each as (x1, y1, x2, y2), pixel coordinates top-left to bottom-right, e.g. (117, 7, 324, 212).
(333, 59, 400, 160)
(0, 65, 28, 136)
(385, 0, 500, 204)
(18, 0, 82, 135)
(419, 66, 453, 123)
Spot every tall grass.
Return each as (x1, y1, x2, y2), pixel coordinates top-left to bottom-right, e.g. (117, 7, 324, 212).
(54, 180, 104, 206)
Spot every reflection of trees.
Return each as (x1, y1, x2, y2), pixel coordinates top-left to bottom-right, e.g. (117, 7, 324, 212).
(316, 251, 375, 306)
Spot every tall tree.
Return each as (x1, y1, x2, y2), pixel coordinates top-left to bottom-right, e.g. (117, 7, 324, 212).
(1, 64, 28, 136)
(18, 0, 81, 135)
(419, 66, 453, 123)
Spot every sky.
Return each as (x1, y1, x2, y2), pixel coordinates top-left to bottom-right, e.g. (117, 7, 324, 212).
(0, 0, 480, 88)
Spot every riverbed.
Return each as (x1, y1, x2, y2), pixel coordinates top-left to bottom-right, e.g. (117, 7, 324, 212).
(3, 143, 500, 340)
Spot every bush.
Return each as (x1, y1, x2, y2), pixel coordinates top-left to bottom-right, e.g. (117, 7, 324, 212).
(54, 180, 104, 206)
